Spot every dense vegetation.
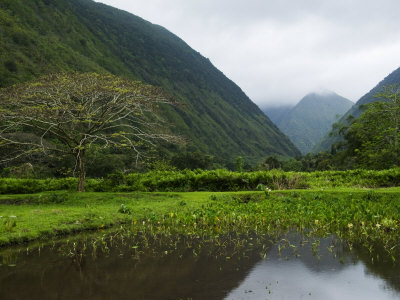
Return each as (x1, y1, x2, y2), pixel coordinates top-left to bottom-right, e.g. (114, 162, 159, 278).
(0, 0, 299, 167)
(1, 168, 400, 194)
(264, 92, 353, 154)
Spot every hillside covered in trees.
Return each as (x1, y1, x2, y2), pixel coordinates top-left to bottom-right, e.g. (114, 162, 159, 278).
(0, 0, 300, 171)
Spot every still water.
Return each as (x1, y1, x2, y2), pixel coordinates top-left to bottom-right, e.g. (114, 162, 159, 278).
(0, 231, 399, 300)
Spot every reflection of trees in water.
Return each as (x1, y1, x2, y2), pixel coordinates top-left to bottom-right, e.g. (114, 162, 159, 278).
(351, 243, 400, 293)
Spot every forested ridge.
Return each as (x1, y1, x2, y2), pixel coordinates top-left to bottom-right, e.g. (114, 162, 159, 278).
(314, 67, 400, 153)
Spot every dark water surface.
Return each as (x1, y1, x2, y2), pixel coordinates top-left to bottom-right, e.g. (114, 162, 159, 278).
(1, 231, 399, 300)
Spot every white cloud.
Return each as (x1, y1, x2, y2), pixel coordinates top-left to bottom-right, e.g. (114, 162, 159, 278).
(96, 0, 400, 106)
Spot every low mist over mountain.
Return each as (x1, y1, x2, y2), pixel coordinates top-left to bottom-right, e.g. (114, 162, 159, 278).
(313, 66, 400, 153)
(264, 92, 353, 154)
(262, 105, 293, 126)
(0, 0, 300, 164)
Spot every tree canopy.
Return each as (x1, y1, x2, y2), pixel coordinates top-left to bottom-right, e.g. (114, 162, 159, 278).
(340, 85, 400, 169)
(0, 73, 179, 191)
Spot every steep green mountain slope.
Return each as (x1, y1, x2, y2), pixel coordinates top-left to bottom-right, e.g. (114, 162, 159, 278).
(264, 93, 353, 154)
(313, 67, 400, 153)
(0, 0, 300, 164)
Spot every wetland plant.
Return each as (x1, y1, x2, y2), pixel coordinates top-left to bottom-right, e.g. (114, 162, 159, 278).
(256, 183, 272, 197)
(118, 204, 132, 215)
(2, 216, 17, 232)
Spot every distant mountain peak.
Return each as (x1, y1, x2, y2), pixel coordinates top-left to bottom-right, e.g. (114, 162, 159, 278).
(308, 88, 336, 97)
(263, 91, 353, 154)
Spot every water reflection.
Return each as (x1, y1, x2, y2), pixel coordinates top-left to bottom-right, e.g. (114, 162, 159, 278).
(0, 231, 399, 300)
(226, 235, 399, 299)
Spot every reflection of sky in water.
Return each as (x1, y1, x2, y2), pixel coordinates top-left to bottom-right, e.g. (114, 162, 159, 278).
(226, 259, 399, 300)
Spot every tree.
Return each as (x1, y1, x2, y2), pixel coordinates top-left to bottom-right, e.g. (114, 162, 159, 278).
(343, 85, 400, 169)
(282, 158, 302, 172)
(236, 156, 243, 173)
(0, 73, 180, 191)
(264, 156, 282, 170)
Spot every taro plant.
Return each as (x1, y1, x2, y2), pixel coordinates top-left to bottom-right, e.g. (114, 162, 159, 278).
(2, 216, 17, 232)
(118, 204, 132, 215)
(256, 183, 272, 197)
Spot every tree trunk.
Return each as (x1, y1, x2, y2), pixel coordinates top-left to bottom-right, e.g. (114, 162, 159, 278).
(76, 151, 86, 192)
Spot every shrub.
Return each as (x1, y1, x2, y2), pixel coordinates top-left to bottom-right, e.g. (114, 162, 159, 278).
(0, 168, 399, 194)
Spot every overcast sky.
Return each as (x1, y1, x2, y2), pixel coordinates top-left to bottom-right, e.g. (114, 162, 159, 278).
(97, 0, 400, 107)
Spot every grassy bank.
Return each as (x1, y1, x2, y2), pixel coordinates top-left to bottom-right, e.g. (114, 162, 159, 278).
(1, 188, 400, 260)
(0, 191, 203, 245)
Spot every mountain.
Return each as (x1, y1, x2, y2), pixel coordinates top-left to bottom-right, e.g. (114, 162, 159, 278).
(313, 67, 400, 153)
(262, 105, 293, 125)
(0, 0, 300, 164)
(264, 92, 353, 154)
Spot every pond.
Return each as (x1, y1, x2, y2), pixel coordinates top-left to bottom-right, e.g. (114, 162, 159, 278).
(0, 230, 399, 300)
